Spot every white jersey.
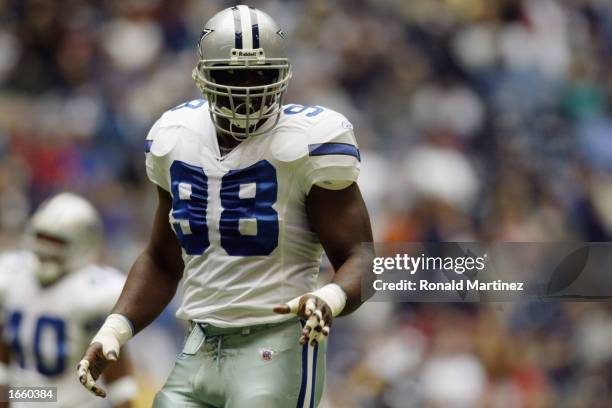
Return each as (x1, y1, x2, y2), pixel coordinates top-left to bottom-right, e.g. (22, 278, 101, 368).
(145, 100, 360, 327)
(0, 251, 125, 408)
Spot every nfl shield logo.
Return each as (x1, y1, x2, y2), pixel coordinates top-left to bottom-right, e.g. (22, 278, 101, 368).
(261, 349, 273, 361)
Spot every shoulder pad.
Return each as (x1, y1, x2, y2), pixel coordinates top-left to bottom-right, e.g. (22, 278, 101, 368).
(76, 265, 126, 314)
(146, 99, 209, 158)
(0, 251, 36, 304)
(90, 266, 125, 287)
(270, 105, 355, 163)
(146, 123, 181, 158)
(0, 250, 36, 273)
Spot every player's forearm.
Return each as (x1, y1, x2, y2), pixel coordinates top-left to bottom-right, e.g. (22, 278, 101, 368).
(112, 250, 183, 334)
(331, 246, 375, 316)
(305, 183, 374, 316)
(326, 184, 374, 316)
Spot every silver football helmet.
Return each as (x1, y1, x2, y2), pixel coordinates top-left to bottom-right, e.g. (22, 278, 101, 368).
(27, 192, 102, 285)
(192, 5, 292, 141)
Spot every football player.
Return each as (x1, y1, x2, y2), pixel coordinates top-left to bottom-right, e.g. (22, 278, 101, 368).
(78, 5, 373, 407)
(0, 193, 136, 407)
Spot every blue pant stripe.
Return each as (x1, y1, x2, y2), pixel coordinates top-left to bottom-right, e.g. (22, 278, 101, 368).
(309, 343, 318, 408)
(296, 342, 308, 408)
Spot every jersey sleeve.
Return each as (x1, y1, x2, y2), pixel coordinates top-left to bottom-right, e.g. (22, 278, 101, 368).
(300, 112, 361, 194)
(144, 118, 182, 192)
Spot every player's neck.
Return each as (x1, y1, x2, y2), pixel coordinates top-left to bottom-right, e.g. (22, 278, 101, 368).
(217, 133, 242, 156)
(214, 116, 274, 156)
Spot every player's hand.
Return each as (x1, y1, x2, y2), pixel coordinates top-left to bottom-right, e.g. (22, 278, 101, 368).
(273, 294, 332, 346)
(77, 342, 117, 398)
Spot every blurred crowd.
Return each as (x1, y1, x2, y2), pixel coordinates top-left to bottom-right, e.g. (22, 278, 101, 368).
(1, 0, 612, 406)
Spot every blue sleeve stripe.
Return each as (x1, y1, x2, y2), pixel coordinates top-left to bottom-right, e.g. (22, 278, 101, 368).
(145, 140, 152, 153)
(308, 143, 360, 161)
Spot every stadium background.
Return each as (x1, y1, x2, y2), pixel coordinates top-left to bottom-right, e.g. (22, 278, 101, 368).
(1, 0, 612, 406)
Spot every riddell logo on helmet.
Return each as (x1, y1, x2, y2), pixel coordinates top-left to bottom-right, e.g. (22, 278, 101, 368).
(231, 48, 265, 59)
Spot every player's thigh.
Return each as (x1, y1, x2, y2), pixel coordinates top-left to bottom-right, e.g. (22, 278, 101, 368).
(153, 390, 213, 408)
(226, 322, 326, 408)
(153, 353, 208, 408)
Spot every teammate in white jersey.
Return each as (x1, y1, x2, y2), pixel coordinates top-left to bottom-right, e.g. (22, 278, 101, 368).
(0, 193, 136, 408)
(78, 5, 373, 407)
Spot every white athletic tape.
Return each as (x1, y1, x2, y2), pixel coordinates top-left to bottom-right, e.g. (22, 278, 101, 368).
(77, 359, 89, 378)
(309, 283, 347, 317)
(284, 283, 347, 318)
(305, 298, 316, 316)
(77, 360, 97, 392)
(306, 315, 319, 341)
(286, 296, 300, 314)
(91, 314, 133, 359)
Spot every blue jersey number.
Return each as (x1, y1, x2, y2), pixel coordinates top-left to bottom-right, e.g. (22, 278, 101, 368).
(170, 160, 279, 256)
(6, 311, 25, 368)
(283, 104, 324, 117)
(171, 99, 207, 111)
(6, 311, 67, 377)
(220, 160, 279, 256)
(170, 161, 209, 255)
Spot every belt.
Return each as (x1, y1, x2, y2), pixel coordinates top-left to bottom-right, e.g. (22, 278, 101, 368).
(185, 318, 297, 370)
(190, 317, 297, 338)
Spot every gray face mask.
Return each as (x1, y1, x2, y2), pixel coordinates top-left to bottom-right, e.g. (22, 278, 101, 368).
(219, 103, 273, 129)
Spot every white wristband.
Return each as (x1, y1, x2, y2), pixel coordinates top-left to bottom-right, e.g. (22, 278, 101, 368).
(91, 314, 134, 358)
(107, 376, 138, 406)
(310, 283, 347, 317)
